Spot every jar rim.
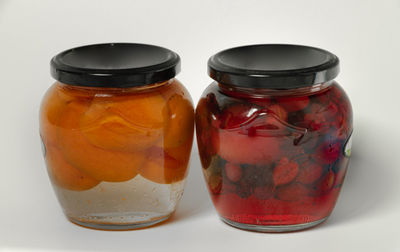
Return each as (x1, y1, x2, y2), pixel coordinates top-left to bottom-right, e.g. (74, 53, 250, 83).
(208, 44, 339, 90)
(50, 43, 180, 88)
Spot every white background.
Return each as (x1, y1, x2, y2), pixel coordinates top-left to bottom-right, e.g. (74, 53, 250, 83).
(1, 0, 400, 251)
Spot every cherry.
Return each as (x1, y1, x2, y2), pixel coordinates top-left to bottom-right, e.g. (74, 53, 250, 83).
(276, 183, 309, 201)
(276, 96, 310, 112)
(296, 161, 323, 185)
(314, 169, 335, 194)
(273, 157, 299, 186)
(314, 141, 341, 164)
(225, 162, 243, 182)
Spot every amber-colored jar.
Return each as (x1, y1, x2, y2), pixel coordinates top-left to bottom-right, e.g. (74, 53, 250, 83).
(40, 43, 194, 230)
(196, 44, 353, 232)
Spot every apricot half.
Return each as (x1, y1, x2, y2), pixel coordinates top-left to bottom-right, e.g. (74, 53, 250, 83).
(57, 101, 145, 182)
(140, 146, 189, 184)
(45, 145, 99, 191)
(40, 84, 68, 147)
(164, 139, 193, 164)
(79, 92, 167, 152)
(162, 94, 194, 148)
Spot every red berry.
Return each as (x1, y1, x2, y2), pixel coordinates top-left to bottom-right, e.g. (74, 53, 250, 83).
(314, 141, 341, 164)
(315, 170, 335, 193)
(296, 161, 323, 184)
(276, 96, 310, 112)
(273, 157, 299, 186)
(225, 162, 243, 182)
(331, 84, 343, 100)
(276, 183, 309, 201)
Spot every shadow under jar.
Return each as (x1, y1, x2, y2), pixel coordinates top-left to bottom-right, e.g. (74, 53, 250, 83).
(40, 43, 194, 230)
(196, 44, 353, 232)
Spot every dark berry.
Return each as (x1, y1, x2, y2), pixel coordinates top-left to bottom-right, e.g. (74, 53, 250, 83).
(236, 181, 252, 198)
(254, 184, 275, 200)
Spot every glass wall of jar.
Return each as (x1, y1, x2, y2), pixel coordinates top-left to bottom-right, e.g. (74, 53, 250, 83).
(40, 43, 194, 230)
(196, 44, 353, 232)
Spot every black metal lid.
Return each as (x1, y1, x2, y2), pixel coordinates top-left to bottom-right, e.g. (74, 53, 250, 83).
(208, 44, 339, 89)
(51, 43, 180, 88)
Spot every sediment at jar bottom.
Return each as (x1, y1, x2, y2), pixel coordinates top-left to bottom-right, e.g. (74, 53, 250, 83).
(53, 174, 186, 229)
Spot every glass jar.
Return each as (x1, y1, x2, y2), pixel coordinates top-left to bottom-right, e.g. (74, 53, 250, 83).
(40, 43, 194, 230)
(196, 44, 353, 232)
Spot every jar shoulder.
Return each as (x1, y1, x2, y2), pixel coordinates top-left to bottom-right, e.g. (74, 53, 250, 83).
(196, 81, 352, 136)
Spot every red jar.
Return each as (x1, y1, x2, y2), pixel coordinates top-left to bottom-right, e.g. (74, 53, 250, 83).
(196, 44, 353, 232)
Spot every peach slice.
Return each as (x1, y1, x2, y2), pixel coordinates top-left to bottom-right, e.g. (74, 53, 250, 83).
(79, 92, 167, 152)
(57, 101, 144, 182)
(45, 145, 99, 191)
(163, 94, 194, 148)
(140, 147, 189, 184)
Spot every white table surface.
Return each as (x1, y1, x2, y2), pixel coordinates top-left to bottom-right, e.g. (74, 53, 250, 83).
(1, 0, 399, 251)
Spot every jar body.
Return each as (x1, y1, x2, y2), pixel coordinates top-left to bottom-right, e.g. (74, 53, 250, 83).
(196, 81, 352, 231)
(40, 78, 194, 229)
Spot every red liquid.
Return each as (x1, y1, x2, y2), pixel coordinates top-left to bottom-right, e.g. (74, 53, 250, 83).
(196, 82, 352, 226)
